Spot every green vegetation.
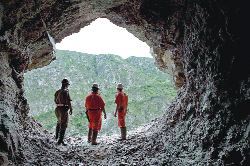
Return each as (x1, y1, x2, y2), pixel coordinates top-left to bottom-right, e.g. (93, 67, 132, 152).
(24, 50, 176, 136)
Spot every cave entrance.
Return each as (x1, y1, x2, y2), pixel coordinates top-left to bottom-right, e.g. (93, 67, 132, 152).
(24, 18, 176, 138)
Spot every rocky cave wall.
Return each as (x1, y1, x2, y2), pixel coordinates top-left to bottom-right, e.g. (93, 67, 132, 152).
(0, 0, 249, 165)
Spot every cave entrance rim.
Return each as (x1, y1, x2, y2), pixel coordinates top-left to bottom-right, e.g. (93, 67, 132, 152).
(55, 18, 152, 59)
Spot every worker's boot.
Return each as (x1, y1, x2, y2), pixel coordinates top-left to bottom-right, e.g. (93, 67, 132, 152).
(55, 123, 60, 140)
(57, 129, 67, 146)
(87, 128, 93, 143)
(91, 130, 99, 145)
(118, 127, 127, 141)
(122, 127, 127, 140)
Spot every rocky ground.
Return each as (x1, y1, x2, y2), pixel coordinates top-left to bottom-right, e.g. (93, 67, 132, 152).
(12, 102, 248, 166)
(16, 117, 172, 166)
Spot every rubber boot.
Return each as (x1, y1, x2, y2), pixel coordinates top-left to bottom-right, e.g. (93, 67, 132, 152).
(118, 127, 127, 141)
(91, 130, 99, 145)
(122, 127, 127, 140)
(57, 129, 67, 146)
(55, 123, 60, 140)
(87, 128, 93, 143)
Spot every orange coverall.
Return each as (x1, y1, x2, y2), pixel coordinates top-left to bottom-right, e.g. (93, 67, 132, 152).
(115, 92, 127, 128)
(85, 92, 105, 131)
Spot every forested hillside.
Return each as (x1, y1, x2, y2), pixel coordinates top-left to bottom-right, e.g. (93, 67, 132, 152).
(24, 50, 176, 136)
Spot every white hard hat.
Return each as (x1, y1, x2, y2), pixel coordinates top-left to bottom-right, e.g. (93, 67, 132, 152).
(92, 83, 99, 89)
(117, 83, 123, 89)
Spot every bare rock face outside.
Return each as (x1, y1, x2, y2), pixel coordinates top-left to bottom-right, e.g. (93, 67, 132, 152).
(0, 0, 248, 165)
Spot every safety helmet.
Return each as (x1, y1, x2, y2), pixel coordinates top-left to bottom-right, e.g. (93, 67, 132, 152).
(117, 83, 123, 89)
(61, 78, 70, 85)
(92, 83, 99, 89)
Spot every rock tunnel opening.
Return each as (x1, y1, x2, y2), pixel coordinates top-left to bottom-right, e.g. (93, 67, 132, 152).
(23, 18, 177, 137)
(0, 1, 248, 165)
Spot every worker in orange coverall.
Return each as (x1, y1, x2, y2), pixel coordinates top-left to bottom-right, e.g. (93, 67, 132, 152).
(85, 83, 106, 145)
(114, 83, 128, 140)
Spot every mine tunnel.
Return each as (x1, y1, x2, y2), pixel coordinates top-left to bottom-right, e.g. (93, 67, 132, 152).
(0, 0, 249, 165)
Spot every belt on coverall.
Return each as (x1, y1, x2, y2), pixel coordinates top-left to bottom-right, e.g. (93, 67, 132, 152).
(56, 104, 69, 107)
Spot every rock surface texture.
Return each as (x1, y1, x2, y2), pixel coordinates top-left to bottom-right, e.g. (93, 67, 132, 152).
(0, 0, 249, 165)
